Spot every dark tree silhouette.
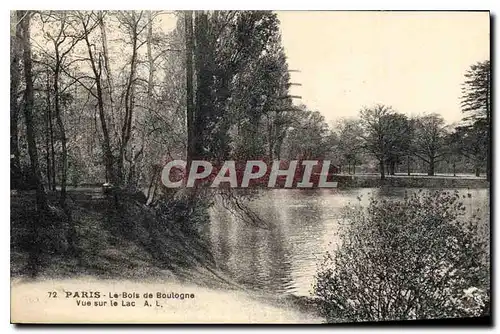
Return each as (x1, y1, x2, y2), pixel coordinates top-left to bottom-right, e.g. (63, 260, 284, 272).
(461, 60, 491, 180)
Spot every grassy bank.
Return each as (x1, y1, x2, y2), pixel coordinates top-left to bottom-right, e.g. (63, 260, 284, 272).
(10, 190, 233, 289)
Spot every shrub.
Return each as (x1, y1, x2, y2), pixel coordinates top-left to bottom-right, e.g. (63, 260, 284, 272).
(313, 190, 489, 323)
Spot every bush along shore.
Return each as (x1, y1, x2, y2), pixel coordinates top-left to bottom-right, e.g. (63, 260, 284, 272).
(332, 175, 489, 189)
(313, 190, 490, 322)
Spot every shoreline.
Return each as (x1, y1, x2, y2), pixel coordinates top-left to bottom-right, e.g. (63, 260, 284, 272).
(332, 174, 489, 189)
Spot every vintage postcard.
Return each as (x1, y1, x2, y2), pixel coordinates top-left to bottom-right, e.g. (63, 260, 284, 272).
(10, 10, 490, 324)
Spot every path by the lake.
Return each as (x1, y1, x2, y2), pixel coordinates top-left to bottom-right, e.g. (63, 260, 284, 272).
(11, 277, 324, 324)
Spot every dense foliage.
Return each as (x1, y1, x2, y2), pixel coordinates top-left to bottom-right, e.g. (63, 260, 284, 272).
(9, 10, 491, 285)
(314, 190, 489, 322)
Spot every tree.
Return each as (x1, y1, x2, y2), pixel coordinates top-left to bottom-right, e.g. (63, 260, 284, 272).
(450, 123, 487, 177)
(314, 190, 489, 323)
(443, 131, 461, 177)
(189, 11, 290, 162)
(383, 113, 412, 176)
(460, 60, 491, 181)
(18, 10, 48, 212)
(335, 118, 364, 174)
(11, 9, 304, 277)
(75, 11, 115, 185)
(35, 11, 91, 206)
(461, 60, 491, 122)
(114, 11, 145, 186)
(404, 118, 417, 176)
(18, 10, 54, 276)
(359, 104, 405, 180)
(70, 11, 156, 190)
(10, 11, 23, 189)
(229, 31, 293, 160)
(185, 11, 195, 162)
(283, 106, 330, 160)
(412, 114, 447, 176)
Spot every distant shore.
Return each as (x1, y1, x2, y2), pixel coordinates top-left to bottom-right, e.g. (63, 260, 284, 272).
(333, 174, 489, 189)
(41, 173, 489, 193)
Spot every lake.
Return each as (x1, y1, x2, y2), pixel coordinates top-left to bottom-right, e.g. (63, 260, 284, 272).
(209, 188, 490, 296)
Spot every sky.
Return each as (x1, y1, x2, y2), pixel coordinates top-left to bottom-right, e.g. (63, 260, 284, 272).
(276, 11, 490, 124)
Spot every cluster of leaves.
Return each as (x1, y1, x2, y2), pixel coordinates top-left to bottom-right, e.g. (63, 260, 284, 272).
(461, 60, 491, 121)
(453, 60, 491, 179)
(358, 105, 415, 176)
(190, 11, 293, 161)
(283, 105, 332, 160)
(313, 190, 489, 323)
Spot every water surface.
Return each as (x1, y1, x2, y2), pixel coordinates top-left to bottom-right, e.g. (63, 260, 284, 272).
(209, 188, 489, 296)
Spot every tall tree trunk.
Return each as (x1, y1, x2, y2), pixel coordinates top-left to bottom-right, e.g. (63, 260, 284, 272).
(428, 157, 435, 176)
(98, 11, 121, 175)
(10, 14, 22, 189)
(453, 162, 456, 177)
(118, 12, 139, 186)
(137, 10, 155, 194)
(53, 63, 67, 207)
(45, 73, 52, 190)
(83, 19, 115, 186)
(146, 11, 154, 100)
(50, 129, 56, 189)
(99, 12, 117, 131)
(20, 10, 49, 276)
(146, 166, 156, 204)
(96, 57, 115, 186)
(407, 155, 411, 176)
(146, 164, 161, 205)
(379, 160, 385, 180)
(19, 11, 48, 211)
(46, 70, 56, 190)
(54, 57, 75, 254)
(185, 10, 195, 163)
(389, 161, 396, 176)
(275, 136, 283, 160)
(49, 109, 56, 190)
(475, 162, 481, 177)
(268, 120, 274, 161)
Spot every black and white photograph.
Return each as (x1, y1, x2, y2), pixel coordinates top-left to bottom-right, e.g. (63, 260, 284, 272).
(9, 9, 491, 324)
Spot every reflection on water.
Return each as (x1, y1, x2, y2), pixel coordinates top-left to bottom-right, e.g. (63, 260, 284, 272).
(209, 188, 489, 296)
